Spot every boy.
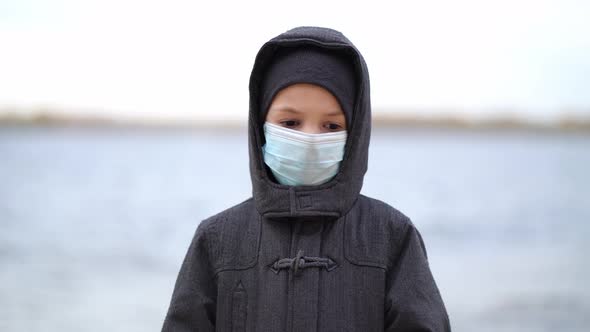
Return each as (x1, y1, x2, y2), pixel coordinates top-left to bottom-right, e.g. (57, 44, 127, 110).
(162, 26, 450, 331)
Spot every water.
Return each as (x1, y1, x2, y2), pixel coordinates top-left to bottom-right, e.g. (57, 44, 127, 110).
(1, 126, 589, 331)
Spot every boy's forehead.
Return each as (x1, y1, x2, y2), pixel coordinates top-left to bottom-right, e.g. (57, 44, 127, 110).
(266, 83, 345, 117)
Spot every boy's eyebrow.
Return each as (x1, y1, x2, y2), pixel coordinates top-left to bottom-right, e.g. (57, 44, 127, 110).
(272, 107, 344, 117)
(272, 106, 301, 114)
(325, 110, 344, 117)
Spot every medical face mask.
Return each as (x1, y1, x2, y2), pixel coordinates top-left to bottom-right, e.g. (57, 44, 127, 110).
(261, 122, 347, 186)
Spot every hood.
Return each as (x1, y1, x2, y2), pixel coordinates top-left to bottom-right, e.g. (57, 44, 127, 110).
(248, 26, 371, 220)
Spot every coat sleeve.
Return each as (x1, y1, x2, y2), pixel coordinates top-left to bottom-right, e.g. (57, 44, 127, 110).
(162, 223, 217, 332)
(384, 223, 451, 332)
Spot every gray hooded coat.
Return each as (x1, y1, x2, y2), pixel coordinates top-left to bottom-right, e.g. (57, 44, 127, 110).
(162, 26, 451, 332)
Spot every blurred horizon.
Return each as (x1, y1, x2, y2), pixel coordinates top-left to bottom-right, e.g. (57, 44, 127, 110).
(1, 105, 590, 132)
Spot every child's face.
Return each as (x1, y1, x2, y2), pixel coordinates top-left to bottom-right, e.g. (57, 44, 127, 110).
(265, 83, 347, 134)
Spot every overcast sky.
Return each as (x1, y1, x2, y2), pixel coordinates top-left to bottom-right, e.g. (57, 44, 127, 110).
(1, 0, 589, 122)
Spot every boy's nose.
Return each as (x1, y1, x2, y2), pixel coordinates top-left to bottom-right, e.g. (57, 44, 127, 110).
(299, 124, 323, 134)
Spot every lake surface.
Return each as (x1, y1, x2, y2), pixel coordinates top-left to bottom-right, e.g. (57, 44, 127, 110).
(1, 126, 589, 331)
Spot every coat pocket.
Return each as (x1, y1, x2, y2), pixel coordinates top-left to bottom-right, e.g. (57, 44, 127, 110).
(231, 281, 247, 332)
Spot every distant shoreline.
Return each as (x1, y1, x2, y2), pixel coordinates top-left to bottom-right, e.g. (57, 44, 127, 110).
(1, 108, 589, 133)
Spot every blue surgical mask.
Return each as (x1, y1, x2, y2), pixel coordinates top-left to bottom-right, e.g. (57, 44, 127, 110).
(262, 122, 347, 186)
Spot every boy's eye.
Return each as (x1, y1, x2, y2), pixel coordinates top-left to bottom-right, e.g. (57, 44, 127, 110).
(280, 120, 299, 127)
(325, 123, 343, 131)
